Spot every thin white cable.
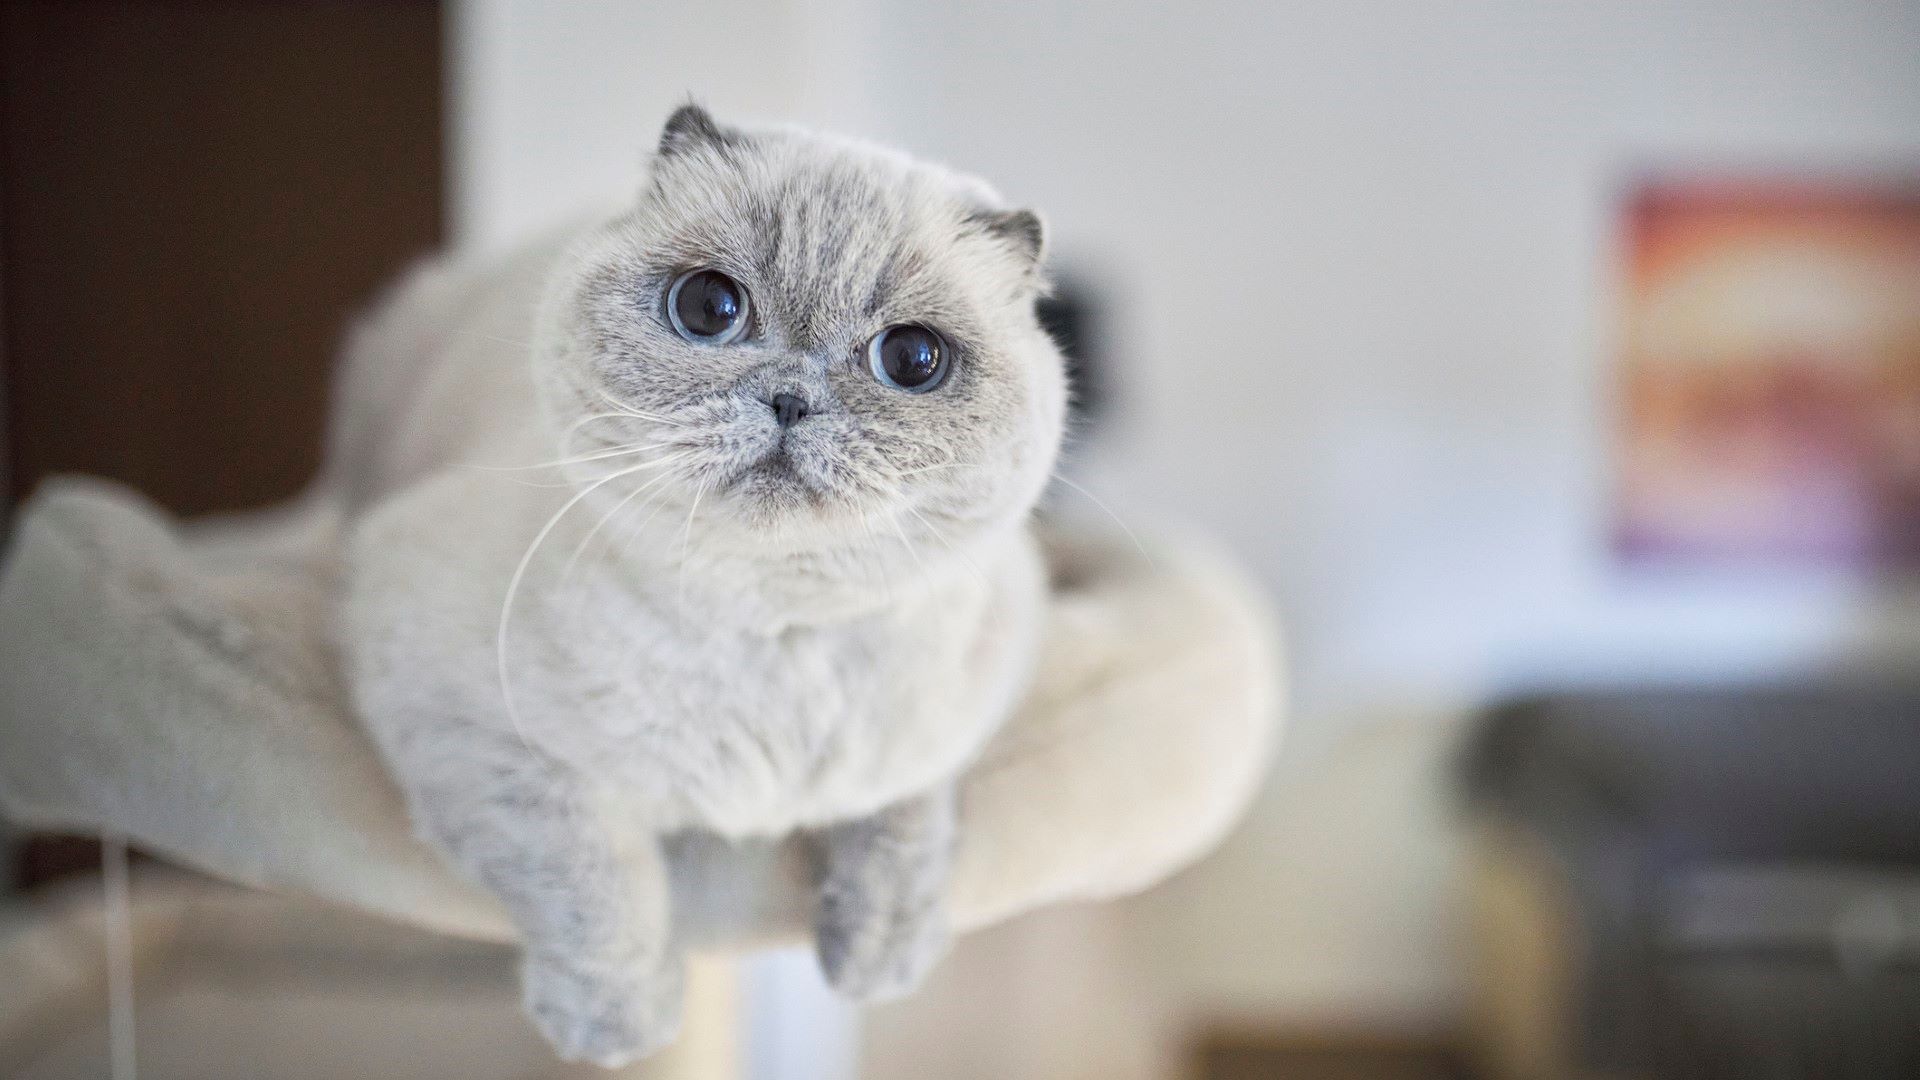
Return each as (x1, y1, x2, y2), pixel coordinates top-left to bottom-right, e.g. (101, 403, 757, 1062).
(101, 831, 137, 1080)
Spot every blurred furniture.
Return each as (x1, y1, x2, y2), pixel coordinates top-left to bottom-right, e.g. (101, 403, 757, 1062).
(1461, 686, 1920, 1080)
(0, 870, 739, 1080)
(1034, 275, 1108, 430)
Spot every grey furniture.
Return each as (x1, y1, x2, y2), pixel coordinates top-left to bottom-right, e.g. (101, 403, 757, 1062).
(1461, 685, 1920, 1080)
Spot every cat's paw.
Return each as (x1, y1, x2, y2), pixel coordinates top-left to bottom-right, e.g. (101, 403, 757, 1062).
(521, 950, 684, 1068)
(814, 875, 951, 1002)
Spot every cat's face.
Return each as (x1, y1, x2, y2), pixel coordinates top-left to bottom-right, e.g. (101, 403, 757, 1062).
(536, 107, 1066, 569)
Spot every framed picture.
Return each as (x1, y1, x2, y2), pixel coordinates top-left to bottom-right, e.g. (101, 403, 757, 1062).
(1614, 176, 1920, 568)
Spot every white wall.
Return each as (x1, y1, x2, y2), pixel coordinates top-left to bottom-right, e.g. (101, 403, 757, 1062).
(449, 0, 878, 253)
(449, 0, 1920, 1045)
(855, 1, 1920, 731)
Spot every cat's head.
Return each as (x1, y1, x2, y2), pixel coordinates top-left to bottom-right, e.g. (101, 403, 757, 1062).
(534, 105, 1067, 578)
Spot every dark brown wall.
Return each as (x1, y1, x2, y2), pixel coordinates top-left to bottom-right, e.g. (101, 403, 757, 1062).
(0, 0, 443, 888)
(1, 1, 443, 515)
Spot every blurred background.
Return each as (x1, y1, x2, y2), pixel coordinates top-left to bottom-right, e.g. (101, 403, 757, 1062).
(3, 2, 1918, 1079)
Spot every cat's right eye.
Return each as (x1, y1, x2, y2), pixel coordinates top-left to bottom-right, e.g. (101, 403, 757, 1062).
(666, 269, 751, 344)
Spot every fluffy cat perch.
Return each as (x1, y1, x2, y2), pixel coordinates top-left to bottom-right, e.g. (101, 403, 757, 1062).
(0, 478, 1279, 943)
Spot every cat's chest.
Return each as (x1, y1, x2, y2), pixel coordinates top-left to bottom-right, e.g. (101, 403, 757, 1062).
(526, 591, 993, 835)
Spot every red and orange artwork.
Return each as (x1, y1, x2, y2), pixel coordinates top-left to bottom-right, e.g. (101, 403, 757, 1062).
(1616, 178, 1920, 567)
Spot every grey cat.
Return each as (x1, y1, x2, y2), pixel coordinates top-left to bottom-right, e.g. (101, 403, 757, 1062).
(338, 105, 1067, 1065)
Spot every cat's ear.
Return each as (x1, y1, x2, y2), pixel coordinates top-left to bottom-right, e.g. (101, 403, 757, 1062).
(657, 103, 734, 158)
(970, 208, 1047, 271)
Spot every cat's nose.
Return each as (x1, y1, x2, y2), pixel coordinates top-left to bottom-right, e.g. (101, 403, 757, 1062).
(769, 392, 810, 429)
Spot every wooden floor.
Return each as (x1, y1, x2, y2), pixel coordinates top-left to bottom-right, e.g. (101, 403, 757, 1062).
(1195, 1036, 1472, 1080)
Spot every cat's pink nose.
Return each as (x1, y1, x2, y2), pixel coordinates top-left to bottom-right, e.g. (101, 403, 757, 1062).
(770, 393, 810, 429)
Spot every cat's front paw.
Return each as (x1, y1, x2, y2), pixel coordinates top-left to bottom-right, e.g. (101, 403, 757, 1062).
(815, 872, 951, 1002)
(521, 949, 684, 1068)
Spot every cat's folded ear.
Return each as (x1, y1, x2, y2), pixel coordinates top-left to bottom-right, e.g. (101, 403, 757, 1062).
(657, 103, 736, 158)
(970, 208, 1047, 274)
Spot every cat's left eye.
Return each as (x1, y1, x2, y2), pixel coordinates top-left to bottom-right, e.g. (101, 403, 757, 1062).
(867, 324, 950, 393)
(666, 269, 751, 344)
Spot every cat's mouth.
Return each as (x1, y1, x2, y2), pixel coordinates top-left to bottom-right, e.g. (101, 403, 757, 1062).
(691, 418, 880, 528)
(719, 446, 831, 513)
(744, 448, 803, 484)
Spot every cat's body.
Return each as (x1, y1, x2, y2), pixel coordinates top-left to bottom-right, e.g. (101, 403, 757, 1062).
(337, 107, 1066, 1066)
(347, 465, 1043, 838)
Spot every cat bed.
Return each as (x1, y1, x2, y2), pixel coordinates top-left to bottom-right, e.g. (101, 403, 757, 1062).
(0, 476, 1280, 949)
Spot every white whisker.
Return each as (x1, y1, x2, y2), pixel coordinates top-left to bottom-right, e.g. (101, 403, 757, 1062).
(496, 457, 678, 750)
(1052, 473, 1154, 567)
(611, 481, 682, 566)
(853, 510, 901, 603)
(676, 480, 708, 608)
(886, 512, 929, 578)
(853, 509, 882, 562)
(590, 385, 687, 428)
(558, 457, 686, 587)
(563, 411, 645, 442)
(904, 503, 988, 589)
(472, 442, 677, 474)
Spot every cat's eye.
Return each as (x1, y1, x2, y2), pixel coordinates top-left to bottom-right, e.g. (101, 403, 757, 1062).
(666, 269, 750, 344)
(867, 324, 949, 393)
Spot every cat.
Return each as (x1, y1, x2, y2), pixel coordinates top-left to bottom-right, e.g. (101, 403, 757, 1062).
(337, 105, 1067, 1066)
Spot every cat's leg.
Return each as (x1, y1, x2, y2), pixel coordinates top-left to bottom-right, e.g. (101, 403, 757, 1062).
(410, 756, 681, 1066)
(813, 785, 956, 1001)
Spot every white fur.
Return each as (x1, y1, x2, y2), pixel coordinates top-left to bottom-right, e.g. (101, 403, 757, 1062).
(339, 110, 1064, 1064)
